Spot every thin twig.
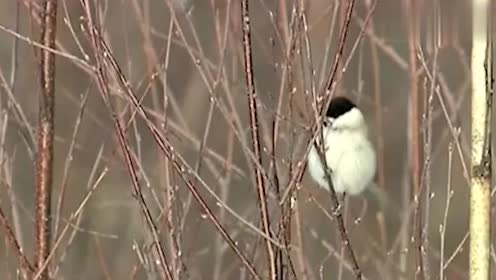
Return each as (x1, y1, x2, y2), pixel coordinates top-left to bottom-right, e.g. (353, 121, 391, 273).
(440, 143, 454, 280)
(81, 1, 174, 279)
(240, 1, 277, 279)
(53, 91, 89, 243)
(277, 0, 363, 278)
(0, 206, 35, 277)
(159, 13, 180, 280)
(210, 1, 236, 278)
(365, 0, 385, 194)
(89, 22, 265, 279)
(5, 3, 28, 273)
(272, 2, 301, 278)
(33, 167, 108, 280)
(0, 23, 91, 71)
(319, 1, 363, 279)
(420, 9, 441, 278)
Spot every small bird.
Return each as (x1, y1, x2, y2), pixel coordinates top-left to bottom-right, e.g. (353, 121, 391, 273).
(307, 96, 376, 196)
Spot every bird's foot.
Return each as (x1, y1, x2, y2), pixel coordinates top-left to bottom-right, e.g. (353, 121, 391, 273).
(332, 203, 342, 216)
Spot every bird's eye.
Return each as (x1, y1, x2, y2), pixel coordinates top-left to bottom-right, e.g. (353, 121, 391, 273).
(323, 119, 332, 127)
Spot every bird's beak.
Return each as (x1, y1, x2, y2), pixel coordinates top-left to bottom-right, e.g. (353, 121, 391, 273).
(326, 117, 335, 126)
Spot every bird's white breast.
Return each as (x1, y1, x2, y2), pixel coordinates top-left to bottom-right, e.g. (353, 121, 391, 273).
(308, 126, 376, 195)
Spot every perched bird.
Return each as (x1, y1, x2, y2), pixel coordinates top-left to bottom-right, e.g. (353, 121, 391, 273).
(307, 96, 376, 196)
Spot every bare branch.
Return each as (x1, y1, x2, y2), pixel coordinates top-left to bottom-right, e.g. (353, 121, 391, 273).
(240, 0, 277, 279)
(35, 1, 58, 278)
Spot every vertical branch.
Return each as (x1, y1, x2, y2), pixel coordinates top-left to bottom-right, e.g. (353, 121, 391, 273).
(470, 0, 492, 279)
(35, 1, 57, 279)
(322, 1, 362, 279)
(273, 3, 300, 279)
(8, 0, 28, 266)
(364, 0, 389, 275)
(404, 0, 424, 278)
(420, 3, 441, 279)
(322, 0, 355, 98)
(365, 0, 385, 194)
(439, 143, 454, 280)
(240, 1, 277, 279)
(161, 16, 178, 280)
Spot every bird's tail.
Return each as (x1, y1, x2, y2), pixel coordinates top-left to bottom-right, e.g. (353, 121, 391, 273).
(365, 183, 401, 217)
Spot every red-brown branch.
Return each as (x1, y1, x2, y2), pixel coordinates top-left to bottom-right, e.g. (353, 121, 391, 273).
(35, 1, 57, 279)
(240, 0, 277, 279)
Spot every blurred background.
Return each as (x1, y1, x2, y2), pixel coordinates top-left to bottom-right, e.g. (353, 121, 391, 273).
(0, 0, 491, 279)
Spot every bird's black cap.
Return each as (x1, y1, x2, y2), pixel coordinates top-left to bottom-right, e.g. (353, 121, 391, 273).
(326, 96, 356, 118)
